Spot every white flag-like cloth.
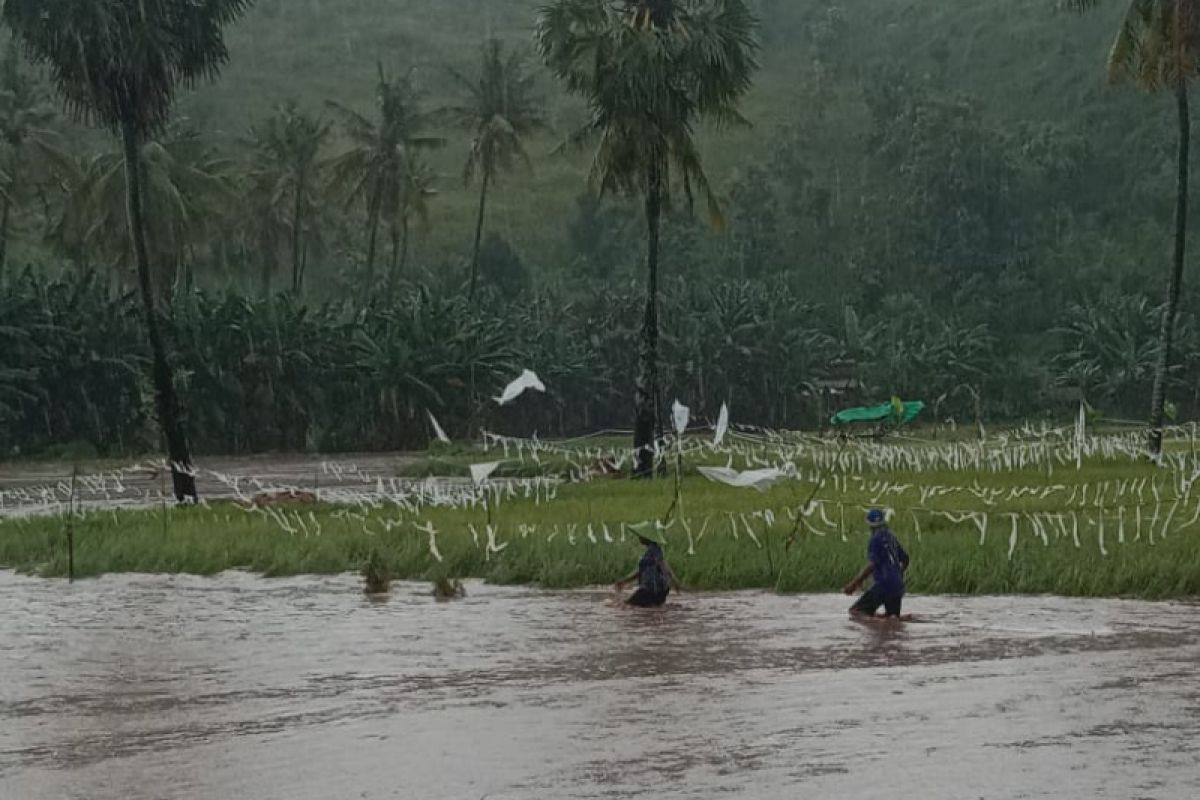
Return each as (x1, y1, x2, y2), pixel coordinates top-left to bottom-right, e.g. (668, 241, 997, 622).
(427, 410, 451, 444)
(495, 369, 546, 405)
(470, 462, 501, 486)
(713, 403, 729, 447)
(697, 466, 784, 493)
(672, 399, 690, 436)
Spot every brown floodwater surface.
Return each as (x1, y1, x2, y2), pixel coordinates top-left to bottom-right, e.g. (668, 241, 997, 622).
(1, 573, 1197, 799)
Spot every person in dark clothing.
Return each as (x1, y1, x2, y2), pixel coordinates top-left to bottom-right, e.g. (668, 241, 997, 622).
(615, 526, 682, 607)
(844, 508, 912, 621)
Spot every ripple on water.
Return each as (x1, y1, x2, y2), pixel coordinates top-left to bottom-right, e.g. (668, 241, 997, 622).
(1, 572, 1198, 800)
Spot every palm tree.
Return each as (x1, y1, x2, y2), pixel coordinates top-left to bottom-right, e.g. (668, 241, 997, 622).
(0, 44, 68, 279)
(386, 156, 437, 299)
(53, 125, 233, 292)
(326, 65, 444, 307)
(246, 101, 330, 294)
(537, 0, 759, 477)
(4, 0, 252, 502)
(1069, 0, 1199, 455)
(445, 39, 545, 301)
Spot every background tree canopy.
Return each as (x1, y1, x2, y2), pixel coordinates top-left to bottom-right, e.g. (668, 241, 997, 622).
(0, 0, 1197, 459)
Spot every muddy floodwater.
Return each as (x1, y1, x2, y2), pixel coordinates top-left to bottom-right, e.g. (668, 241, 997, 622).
(0, 453, 432, 518)
(1, 574, 1197, 800)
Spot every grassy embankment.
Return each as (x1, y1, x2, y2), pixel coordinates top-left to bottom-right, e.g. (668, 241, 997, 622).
(2, 441, 1198, 598)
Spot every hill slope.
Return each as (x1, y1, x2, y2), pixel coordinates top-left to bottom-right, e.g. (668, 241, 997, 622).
(174, 0, 1161, 273)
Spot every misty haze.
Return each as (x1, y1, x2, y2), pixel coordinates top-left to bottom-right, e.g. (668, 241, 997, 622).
(1, 2, 1199, 799)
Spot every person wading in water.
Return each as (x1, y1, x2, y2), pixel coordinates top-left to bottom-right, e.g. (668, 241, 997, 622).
(844, 508, 913, 622)
(615, 525, 683, 607)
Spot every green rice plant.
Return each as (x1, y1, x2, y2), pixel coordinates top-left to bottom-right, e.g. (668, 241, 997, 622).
(3, 456, 1200, 599)
(362, 549, 391, 595)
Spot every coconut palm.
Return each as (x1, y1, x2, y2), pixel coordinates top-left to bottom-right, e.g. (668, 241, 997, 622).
(445, 39, 545, 301)
(3, 0, 252, 501)
(385, 156, 437, 299)
(1068, 0, 1200, 455)
(245, 101, 331, 294)
(326, 65, 444, 307)
(537, 0, 759, 476)
(53, 125, 233, 292)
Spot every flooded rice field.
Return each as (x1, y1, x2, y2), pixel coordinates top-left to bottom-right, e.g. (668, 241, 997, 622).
(1, 573, 1198, 799)
(0, 453, 431, 518)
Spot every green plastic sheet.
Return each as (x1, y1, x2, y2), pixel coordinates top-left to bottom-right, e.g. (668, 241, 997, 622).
(831, 400, 925, 426)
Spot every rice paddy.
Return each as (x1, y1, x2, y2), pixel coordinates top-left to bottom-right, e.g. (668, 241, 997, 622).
(2, 424, 1199, 599)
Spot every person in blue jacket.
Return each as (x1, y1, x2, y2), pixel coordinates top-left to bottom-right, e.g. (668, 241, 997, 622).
(844, 508, 911, 621)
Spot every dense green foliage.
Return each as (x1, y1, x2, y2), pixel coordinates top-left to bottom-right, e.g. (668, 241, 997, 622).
(1, 1, 1198, 458)
(538, 0, 760, 474)
(5, 269, 1200, 457)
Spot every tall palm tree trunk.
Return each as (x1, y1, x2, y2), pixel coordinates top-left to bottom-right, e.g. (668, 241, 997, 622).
(0, 193, 10, 285)
(299, 242, 309, 291)
(633, 165, 663, 478)
(122, 119, 196, 502)
(361, 179, 383, 308)
(399, 215, 411, 278)
(469, 170, 490, 300)
(291, 171, 306, 293)
(1149, 79, 1190, 457)
(386, 218, 401, 301)
(0, 157, 16, 282)
(259, 226, 275, 297)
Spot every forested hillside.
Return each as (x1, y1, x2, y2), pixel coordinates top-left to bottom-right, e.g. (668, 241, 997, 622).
(176, 0, 1170, 269)
(2, 0, 1196, 458)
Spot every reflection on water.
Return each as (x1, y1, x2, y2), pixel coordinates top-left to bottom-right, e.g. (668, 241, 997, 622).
(1, 572, 1198, 799)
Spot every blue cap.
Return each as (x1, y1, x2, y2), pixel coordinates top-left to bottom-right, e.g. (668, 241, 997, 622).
(865, 508, 886, 526)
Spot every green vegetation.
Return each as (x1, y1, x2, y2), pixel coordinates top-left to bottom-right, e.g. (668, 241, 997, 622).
(447, 38, 545, 300)
(1067, 0, 1199, 456)
(538, 0, 759, 476)
(326, 64, 445, 306)
(1, 1, 1198, 475)
(4, 443, 1199, 598)
(4, 0, 253, 500)
(360, 547, 391, 594)
(6, 270, 1200, 458)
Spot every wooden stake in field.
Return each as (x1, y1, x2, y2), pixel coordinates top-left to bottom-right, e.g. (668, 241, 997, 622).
(160, 462, 168, 537)
(662, 400, 689, 527)
(66, 464, 77, 582)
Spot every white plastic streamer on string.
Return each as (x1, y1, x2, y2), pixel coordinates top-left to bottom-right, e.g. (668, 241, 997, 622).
(697, 466, 785, 493)
(713, 403, 730, 447)
(970, 511, 989, 545)
(415, 521, 442, 562)
(495, 369, 546, 405)
(485, 524, 508, 559)
(470, 462, 501, 487)
(680, 516, 697, 555)
(427, 411, 451, 444)
(672, 399, 690, 437)
(739, 514, 762, 548)
(1160, 499, 1180, 540)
